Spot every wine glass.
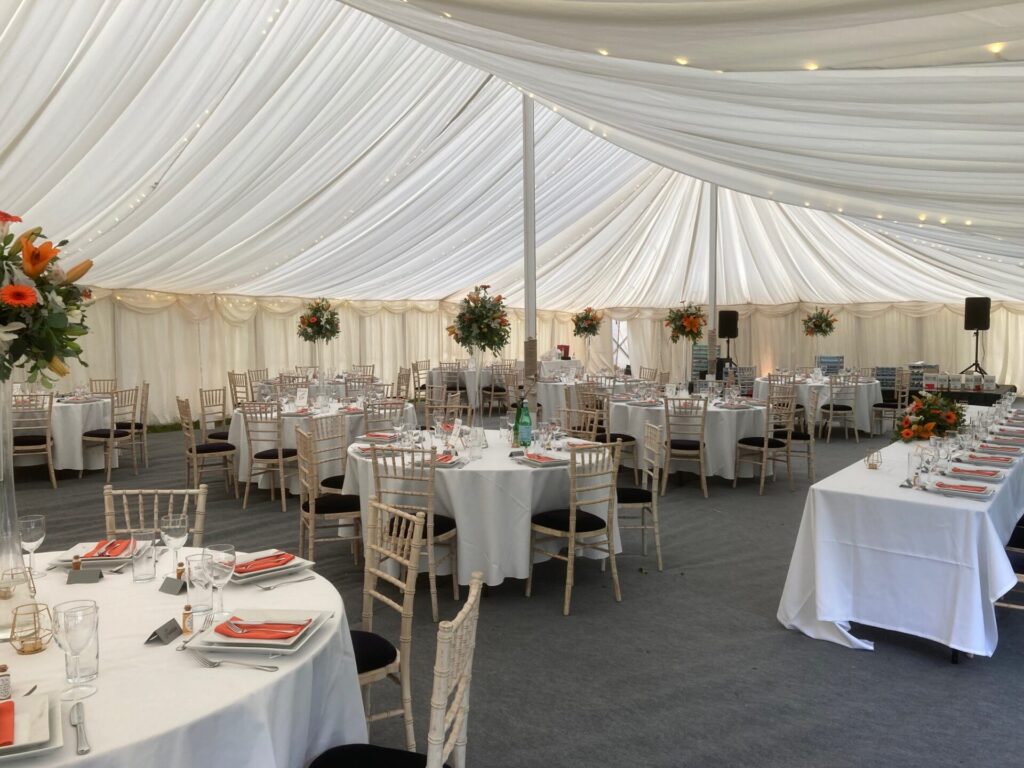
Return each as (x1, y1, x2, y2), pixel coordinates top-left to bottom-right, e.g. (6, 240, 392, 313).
(204, 544, 236, 619)
(53, 600, 98, 700)
(18, 514, 45, 578)
(159, 513, 189, 577)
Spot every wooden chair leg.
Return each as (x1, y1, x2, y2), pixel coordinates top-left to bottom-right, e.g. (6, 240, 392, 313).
(525, 531, 536, 597)
(563, 539, 576, 616)
(699, 451, 709, 498)
(278, 462, 287, 512)
(427, 544, 440, 622)
(651, 504, 663, 571)
(401, 665, 415, 752)
(606, 534, 621, 603)
(46, 447, 56, 490)
(450, 540, 459, 602)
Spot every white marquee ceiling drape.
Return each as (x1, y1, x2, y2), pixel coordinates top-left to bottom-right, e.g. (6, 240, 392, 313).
(2, 0, 1023, 310)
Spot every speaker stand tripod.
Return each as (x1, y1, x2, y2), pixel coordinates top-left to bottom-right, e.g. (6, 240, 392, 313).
(716, 338, 736, 379)
(959, 330, 987, 375)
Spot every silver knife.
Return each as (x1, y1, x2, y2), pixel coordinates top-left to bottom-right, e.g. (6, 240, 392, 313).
(70, 702, 90, 755)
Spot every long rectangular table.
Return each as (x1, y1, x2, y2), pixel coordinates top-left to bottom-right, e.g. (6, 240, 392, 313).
(777, 433, 1024, 656)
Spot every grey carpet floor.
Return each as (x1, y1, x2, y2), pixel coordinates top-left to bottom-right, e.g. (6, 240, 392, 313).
(12, 421, 1023, 768)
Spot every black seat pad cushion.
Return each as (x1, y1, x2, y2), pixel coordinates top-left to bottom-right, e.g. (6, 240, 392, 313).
(872, 402, 898, 409)
(83, 428, 130, 439)
(310, 744, 450, 768)
(595, 432, 635, 444)
(320, 474, 346, 489)
(1007, 526, 1024, 549)
(821, 403, 852, 411)
(1008, 548, 1024, 574)
(776, 429, 811, 441)
(386, 513, 456, 537)
(350, 630, 398, 674)
(115, 421, 144, 430)
(616, 486, 652, 504)
(253, 447, 298, 460)
(191, 442, 235, 454)
(208, 430, 231, 440)
(13, 434, 48, 446)
(738, 436, 786, 449)
(669, 438, 701, 451)
(483, 385, 507, 392)
(302, 494, 361, 514)
(532, 507, 606, 533)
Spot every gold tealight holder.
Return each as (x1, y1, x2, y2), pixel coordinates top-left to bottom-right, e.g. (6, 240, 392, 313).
(864, 450, 883, 470)
(10, 603, 52, 655)
(0, 566, 36, 602)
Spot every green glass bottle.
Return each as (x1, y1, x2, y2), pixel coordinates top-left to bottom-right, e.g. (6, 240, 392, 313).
(518, 399, 533, 448)
(512, 399, 522, 448)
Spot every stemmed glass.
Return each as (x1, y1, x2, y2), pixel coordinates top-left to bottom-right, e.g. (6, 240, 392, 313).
(159, 513, 189, 577)
(19, 514, 46, 578)
(204, 545, 236, 619)
(53, 600, 98, 700)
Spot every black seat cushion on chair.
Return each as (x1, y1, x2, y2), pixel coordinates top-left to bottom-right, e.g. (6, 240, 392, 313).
(872, 402, 898, 409)
(821, 403, 852, 412)
(1007, 526, 1024, 550)
(320, 474, 346, 489)
(738, 436, 786, 449)
(483, 385, 507, 393)
(531, 507, 606, 533)
(310, 743, 451, 768)
(350, 629, 398, 674)
(595, 432, 635, 445)
(13, 434, 48, 447)
(302, 494, 361, 514)
(669, 438, 701, 451)
(775, 429, 811, 441)
(1007, 548, 1024, 574)
(387, 512, 456, 537)
(83, 428, 130, 439)
(115, 421, 144, 430)
(253, 447, 298, 460)
(616, 486, 652, 504)
(208, 430, 230, 441)
(191, 442, 236, 454)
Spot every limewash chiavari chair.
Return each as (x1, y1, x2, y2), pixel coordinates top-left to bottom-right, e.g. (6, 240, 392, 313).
(443, 391, 475, 427)
(199, 387, 231, 442)
(89, 378, 117, 395)
(789, 388, 819, 483)
(307, 413, 348, 494)
(247, 368, 268, 395)
(103, 483, 209, 547)
(821, 375, 858, 443)
(239, 401, 296, 512)
(638, 366, 658, 382)
(227, 371, 250, 408)
(411, 359, 431, 422)
(424, 384, 447, 428)
(734, 388, 795, 495)
(310, 571, 485, 768)
(873, 367, 910, 436)
(352, 363, 375, 378)
(560, 408, 599, 441)
(395, 367, 412, 401)
(81, 387, 139, 482)
(438, 361, 465, 400)
(592, 391, 637, 483)
(662, 396, 708, 497)
(176, 397, 238, 497)
(481, 361, 514, 416)
(345, 374, 375, 400)
(115, 381, 150, 467)
(616, 421, 664, 571)
(296, 365, 319, 379)
(295, 427, 361, 562)
(366, 399, 407, 433)
(526, 441, 623, 615)
(371, 445, 458, 623)
(13, 392, 56, 489)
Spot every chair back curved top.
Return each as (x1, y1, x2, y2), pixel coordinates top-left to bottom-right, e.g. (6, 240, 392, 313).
(227, 371, 249, 408)
(199, 387, 226, 441)
(102, 483, 208, 546)
(89, 378, 117, 395)
(12, 393, 53, 449)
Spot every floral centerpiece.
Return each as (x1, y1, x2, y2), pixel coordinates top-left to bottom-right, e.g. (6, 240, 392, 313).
(802, 306, 837, 337)
(297, 298, 339, 379)
(0, 209, 92, 607)
(665, 304, 706, 343)
(894, 392, 965, 442)
(571, 307, 602, 339)
(446, 285, 510, 355)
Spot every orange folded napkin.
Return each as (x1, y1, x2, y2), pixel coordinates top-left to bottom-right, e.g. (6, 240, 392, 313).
(525, 453, 558, 463)
(979, 443, 1020, 453)
(344, 407, 363, 413)
(967, 453, 1012, 464)
(234, 551, 295, 574)
(214, 616, 311, 641)
(365, 432, 396, 439)
(435, 454, 459, 464)
(935, 482, 987, 494)
(0, 700, 12, 747)
(83, 539, 131, 558)
(950, 466, 999, 478)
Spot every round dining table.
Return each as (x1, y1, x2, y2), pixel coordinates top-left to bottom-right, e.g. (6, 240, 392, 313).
(1, 548, 365, 767)
(751, 376, 883, 434)
(341, 429, 622, 586)
(228, 402, 417, 493)
(15, 397, 116, 472)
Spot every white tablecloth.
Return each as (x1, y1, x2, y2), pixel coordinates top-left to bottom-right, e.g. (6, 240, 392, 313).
(777, 438, 1023, 655)
(342, 430, 621, 586)
(17, 399, 116, 472)
(535, 380, 629, 416)
(752, 378, 882, 434)
(228, 404, 417, 492)
(608, 401, 767, 480)
(8, 548, 365, 767)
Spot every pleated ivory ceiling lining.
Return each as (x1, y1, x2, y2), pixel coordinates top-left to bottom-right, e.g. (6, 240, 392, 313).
(2, 0, 1023, 310)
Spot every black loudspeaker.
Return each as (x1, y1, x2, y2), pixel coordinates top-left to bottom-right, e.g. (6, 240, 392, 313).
(718, 310, 739, 340)
(964, 297, 991, 331)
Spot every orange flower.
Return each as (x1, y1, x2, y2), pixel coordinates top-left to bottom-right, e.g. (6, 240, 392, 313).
(901, 428, 914, 440)
(682, 315, 703, 333)
(0, 284, 37, 308)
(901, 416, 911, 428)
(21, 238, 58, 278)
(943, 411, 957, 425)
(0, 210, 21, 224)
(64, 259, 93, 284)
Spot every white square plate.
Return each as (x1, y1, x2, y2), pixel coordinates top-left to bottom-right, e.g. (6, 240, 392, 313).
(230, 550, 314, 584)
(927, 481, 994, 500)
(0, 696, 62, 762)
(192, 610, 331, 654)
(53, 541, 133, 568)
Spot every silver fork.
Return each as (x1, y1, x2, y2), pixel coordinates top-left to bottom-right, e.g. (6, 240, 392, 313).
(188, 650, 278, 672)
(256, 575, 315, 591)
(176, 614, 215, 651)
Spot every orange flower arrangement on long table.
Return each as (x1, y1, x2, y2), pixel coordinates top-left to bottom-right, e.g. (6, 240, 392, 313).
(894, 391, 965, 442)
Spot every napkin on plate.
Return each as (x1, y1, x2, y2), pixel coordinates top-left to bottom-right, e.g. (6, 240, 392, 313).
(525, 453, 559, 463)
(934, 481, 987, 494)
(979, 443, 1021, 454)
(0, 701, 12, 747)
(365, 432, 396, 439)
(214, 616, 312, 641)
(83, 539, 131, 558)
(966, 453, 1013, 464)
(949, 466, 1000, 478)
(434, 454, 459, 464)
(234, 551, 295, 574)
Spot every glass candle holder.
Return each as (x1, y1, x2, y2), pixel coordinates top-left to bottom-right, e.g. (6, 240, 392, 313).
(10, 602, 52, 655)
(0, 566, 36, 603)
(864, 450, 883, 470)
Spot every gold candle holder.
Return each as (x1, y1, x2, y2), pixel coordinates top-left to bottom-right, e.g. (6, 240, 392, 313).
(864, 450, 883, 470)
(10, 603, 52, 655)
(0, 567, 36, 602)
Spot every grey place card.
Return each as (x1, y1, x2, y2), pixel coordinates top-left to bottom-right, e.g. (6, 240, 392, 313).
(67, 569, 103, 585)
(159, 577, 187, 596)
(145, 619, 183, 645)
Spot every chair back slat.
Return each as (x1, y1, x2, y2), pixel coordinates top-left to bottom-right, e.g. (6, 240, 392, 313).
(361, 498, 425, 634)
(89, 378, 117, 395)
(103, 483, 208, 545)
(227, 371, 249, 408)
(199, 387, 226, 440)
(664, 396, 707, 442)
